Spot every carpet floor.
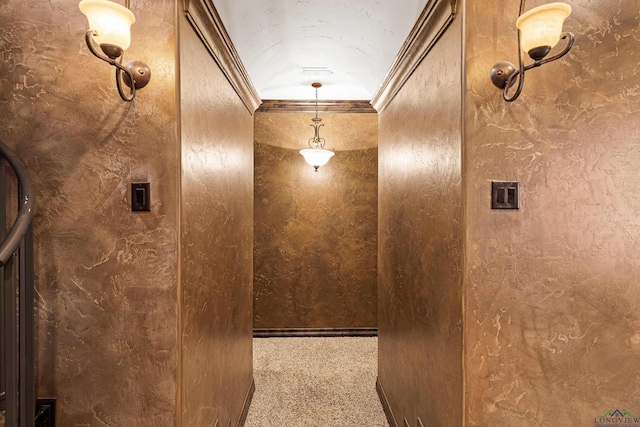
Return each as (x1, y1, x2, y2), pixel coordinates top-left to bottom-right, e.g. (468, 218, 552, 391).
(245, 337, 388, 427)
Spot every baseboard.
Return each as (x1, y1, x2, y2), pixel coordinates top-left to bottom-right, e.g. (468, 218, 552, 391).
(253, 328, 378, 338)
(376, 378, 398, 427)
(237, 378, 255, 427)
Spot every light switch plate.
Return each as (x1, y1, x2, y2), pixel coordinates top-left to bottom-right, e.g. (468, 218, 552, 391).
(131, 182, 150, 212)
(492, 181, 519, 209)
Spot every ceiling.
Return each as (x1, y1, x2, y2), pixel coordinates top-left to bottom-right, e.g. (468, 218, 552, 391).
(213, 0, 427, 101)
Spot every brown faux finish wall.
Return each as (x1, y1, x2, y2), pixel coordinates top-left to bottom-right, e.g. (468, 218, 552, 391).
(377, 16, 463, 427)
(179, 10, 254, 427)
(254, 112, 378, 329)
(0, 0, 179, 425)
(464, 0, 640, 425)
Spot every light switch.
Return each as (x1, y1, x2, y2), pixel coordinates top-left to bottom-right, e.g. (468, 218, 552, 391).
(135, 188, 145, 205)
(492, 181, 519, 209)
(131, 182, 150, 212)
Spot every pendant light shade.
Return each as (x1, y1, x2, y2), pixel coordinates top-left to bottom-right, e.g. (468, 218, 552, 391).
(300, 148, 335, 170)
(79, 0, 135, 51)
(516, 2, 571, 56)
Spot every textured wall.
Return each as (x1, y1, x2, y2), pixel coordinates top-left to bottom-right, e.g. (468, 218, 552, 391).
(179, 9, 254, 427)
(377, 16, 463, 427)
(254, 111, 378, 329)
(464, 0, 640, 425)
(0, 0, 179, 425)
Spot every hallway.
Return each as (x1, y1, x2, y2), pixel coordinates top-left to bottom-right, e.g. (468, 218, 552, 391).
(1, 0, 639, 425)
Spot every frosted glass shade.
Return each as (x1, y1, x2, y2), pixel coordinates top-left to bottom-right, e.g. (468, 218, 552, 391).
(300, 148, 335, 169)
(79, 0, 135, 51)
(516, 2, 571, 54)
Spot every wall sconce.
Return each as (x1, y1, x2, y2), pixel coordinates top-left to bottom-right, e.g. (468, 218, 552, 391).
(299, 82, 335, 172)
(490, 1, 574, 102)
(79, 0, 151, 101)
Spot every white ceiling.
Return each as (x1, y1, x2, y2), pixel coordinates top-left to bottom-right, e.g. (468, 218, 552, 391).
(213, 0, 427, 101)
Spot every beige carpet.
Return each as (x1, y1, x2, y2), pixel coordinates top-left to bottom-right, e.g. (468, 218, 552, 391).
(245, 337, 388, 427)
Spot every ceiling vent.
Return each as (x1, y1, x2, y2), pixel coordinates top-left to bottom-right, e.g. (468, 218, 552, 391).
(302, 67, 334, 77)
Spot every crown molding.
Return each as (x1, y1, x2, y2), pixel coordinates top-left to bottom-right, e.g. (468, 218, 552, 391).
(183, 0, 261, 113)
(257, 100, 377, 113)
(371, 0, 458, 113)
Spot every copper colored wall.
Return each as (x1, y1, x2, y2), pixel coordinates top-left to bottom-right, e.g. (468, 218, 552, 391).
(377, 17, 463, 427)
(0, 0, 179, 425)
(254, 112, 378, 329)
(179, 10, 254, 427)
(464, 0, 640, 425)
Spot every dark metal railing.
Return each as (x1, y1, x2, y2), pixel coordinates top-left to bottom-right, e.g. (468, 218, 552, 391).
(0, 138, 36, 427)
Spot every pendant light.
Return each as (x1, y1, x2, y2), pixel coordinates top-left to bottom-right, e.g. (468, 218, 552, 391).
(299, 82, 335, 172)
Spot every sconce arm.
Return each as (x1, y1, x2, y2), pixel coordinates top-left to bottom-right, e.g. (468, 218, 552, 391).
(503, 28, 526, 102)
(537, 32, 575, 66)
(503, 31, 575, 102)
(84, 30, 136, 102)
(114, 59, 136, 102)
(85, 30, 115, 65)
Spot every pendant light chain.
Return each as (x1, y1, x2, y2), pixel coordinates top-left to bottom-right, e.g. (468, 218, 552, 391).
(315, 85, 319, 120)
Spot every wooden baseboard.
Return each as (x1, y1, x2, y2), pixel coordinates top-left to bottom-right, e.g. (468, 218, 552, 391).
(237, 378, 255, 427)
(253, 328, 378, 338)
(377, 378, 398, 427)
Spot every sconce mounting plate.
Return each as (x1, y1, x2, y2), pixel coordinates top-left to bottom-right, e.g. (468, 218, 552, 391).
(490, 61, 517, 89)
(122, 60, 151, 90)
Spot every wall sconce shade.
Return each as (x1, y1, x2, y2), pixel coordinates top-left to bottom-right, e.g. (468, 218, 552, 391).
(299, 82, 335, 172)
(79, 0, 151, 101)
(490, 1, 574, 102)
(79, 0, 134, 52)
(517, 3, 572, 58)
